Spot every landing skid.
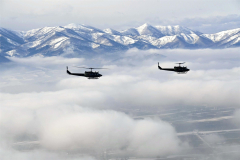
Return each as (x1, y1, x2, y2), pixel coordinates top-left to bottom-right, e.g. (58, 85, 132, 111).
(88, 77, 99, 79)
(177, 72, 188, 74)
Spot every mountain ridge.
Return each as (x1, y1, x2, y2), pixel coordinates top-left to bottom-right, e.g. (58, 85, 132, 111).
(0, 23, 239, 57)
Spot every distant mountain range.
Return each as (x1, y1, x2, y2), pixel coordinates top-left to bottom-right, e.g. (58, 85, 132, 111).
(0, 23, 240, 57)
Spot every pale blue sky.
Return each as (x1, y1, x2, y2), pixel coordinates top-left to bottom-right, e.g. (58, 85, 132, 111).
(0, 0, 240, 33)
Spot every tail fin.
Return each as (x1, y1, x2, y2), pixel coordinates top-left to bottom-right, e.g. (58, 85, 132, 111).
(66, 66, 71, 74)
(158, 62, 162, 70)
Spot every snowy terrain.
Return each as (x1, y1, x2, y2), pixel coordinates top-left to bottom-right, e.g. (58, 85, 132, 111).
(0, 23, 240, 57)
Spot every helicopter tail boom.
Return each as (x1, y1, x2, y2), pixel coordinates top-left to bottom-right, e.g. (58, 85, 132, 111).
(67, 70, 71, 75)
(66, 66, 85, 76)
(158, 63, 175, 71)
(66, 66, 71, 74)
(158, 62, 162, 70)
(160, 68, 175, 71)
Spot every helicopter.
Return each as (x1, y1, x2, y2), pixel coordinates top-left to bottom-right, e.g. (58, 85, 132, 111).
(66, 66, 106, 79)
(158, 62, 190, 74)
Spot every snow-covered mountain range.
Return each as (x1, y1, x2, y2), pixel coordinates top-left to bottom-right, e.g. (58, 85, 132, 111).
(1, 23, 240, 57)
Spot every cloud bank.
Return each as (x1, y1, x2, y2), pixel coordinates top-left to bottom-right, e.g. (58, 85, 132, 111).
(0, 106, 182, 158)
(0, 48, 239, 159)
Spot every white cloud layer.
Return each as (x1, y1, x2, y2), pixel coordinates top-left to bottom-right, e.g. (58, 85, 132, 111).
(233, 109, 240, 124)
(0, 105, 182, 158)
(0, 48, 239, 159)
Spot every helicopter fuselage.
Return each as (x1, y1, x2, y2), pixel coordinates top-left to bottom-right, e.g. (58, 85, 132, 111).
(84, 71, 102, 78)
(158, 63, 190, 73)
(67, 69, 102, 79)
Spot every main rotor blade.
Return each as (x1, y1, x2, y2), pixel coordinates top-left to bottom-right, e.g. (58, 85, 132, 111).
(72, 66, 88, 68)
(73, 66, 108, 69)
(88, 68, 108, 69)
(175, 62, 185, 64)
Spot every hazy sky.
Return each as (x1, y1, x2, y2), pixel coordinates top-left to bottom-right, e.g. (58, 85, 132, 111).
(0, 0, 240, 33)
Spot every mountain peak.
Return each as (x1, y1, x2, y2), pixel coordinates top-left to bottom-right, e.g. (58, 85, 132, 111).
(137, 23, 153, 30)
(136, 23, 164, 38)
(155, 25, 200, 36)
(141, 23, 151, 27)
(64, 23, 103, 33)
(103, 28, 121, 35)
(120, 28, 140, 36)
(64, 23, 85, 29)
